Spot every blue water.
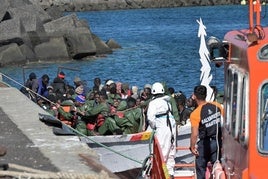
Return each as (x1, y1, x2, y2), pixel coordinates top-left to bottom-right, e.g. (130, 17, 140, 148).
(0, 5, 250, 97)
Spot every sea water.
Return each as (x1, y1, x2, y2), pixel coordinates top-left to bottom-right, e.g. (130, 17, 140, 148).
(0, 5, 249, 97)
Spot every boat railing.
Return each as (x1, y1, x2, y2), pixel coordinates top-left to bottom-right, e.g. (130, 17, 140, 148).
(174, 146, 195, 179)
(175, 146, 195, 169)
(151, 136, 170, 179)
(151, 136, 196, 179)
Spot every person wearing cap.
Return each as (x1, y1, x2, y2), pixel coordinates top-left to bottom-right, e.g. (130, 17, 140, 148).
(146, 82, 176, 178)
(76, 92, 103, 136)
(56, 94, 87, 128)
(131, 86, 139, 99)
(20, 72, 38, 102)
(36, 74, 50, 105)
(73, 76, 83, 88)
(189, 85, 223, 179)
(74, 95, 86, 107)
(25, 72, 38, 90)
(72, 77, 90, 98)
(51, 71, 67, 96)
(106, 79, 114, 86)
(102, 79, 114, 95)
(73, 95, 89, 119)
(56, 99, 77, 127)
(76, 92, 109, 136)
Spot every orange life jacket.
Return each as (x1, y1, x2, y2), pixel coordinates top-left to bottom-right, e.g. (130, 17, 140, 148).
(96, 114, 105, 127)
(86, 114, 105, 131)
(58, 106, 76, 127)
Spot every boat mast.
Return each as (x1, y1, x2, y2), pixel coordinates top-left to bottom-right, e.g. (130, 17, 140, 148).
(249, 0, 261, 33)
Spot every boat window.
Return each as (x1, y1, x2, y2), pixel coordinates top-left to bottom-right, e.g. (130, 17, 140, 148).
(259, 83, 268, 152)
(239, 76, 249, 146)
(225, 68, 239, 136)
(231, 73, 238, 138)
(259, 44, 268, 60)
(225, 69, 232, 130)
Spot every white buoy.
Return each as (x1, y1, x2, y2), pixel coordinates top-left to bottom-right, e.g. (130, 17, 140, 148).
(241, 0, 246, 5)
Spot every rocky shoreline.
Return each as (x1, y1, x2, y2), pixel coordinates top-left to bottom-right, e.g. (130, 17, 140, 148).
(30, 0, 241, 12)
(0, 0, 241, 67)
(0, 0, 122, 67)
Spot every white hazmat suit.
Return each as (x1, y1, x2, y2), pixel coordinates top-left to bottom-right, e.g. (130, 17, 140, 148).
(147, 95, 177, 176)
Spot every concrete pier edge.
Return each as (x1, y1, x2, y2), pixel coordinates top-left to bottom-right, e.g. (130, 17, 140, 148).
(0, 87, 118, 178)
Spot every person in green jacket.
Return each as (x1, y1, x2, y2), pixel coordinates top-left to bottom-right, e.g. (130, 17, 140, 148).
(114, 97, 144, 134)
(75, 92, 100, 135)
(56, 99, 78, 127)
(85, 92, 122, 135)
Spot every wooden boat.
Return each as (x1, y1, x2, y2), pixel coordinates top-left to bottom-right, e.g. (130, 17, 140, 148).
(152, 0, 268, 178)
(38, 112, 152, 173)
(80, 124, 193, 173)
(80, 131, 153, 173)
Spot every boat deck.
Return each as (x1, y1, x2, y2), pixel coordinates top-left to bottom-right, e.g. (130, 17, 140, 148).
(0, 87, 118, 178)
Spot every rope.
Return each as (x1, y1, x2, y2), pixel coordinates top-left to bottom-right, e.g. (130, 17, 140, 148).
(210, 61, 223, 177)
(0, 72, 56, 105)
(136, 129, 155, 179)
(213, 67, 221, 162)
(0, 163, 111, 179)
(215, 107, 220, 162)
(68, 124, 144, 165)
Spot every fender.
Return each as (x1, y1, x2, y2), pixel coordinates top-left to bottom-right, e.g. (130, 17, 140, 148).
(212, 160, 226, 179)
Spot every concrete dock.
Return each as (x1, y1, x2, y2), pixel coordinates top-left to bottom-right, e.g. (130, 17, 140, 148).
(0, 87, 118, 178)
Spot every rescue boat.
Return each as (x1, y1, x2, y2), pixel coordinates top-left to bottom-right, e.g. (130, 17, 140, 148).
(151, 0, 268, 178)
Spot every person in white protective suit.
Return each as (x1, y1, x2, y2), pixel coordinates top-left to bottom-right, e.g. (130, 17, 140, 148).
(146, 82, 177, 178)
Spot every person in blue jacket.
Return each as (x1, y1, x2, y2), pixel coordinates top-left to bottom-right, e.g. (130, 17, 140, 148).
(36, 74, 50, 105)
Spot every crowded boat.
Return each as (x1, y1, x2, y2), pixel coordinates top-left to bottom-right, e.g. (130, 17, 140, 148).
(19, 71, 218, 136)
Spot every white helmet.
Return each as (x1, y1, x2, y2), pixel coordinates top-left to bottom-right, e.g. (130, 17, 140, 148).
(151, 82, 164, 95)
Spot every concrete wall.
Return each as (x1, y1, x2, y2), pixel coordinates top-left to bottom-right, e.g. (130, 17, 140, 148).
(30, 0, 241, 12)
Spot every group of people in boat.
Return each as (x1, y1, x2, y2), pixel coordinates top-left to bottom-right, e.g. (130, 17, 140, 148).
(20, 71, 224, 178)
(20, 71, 199, 136)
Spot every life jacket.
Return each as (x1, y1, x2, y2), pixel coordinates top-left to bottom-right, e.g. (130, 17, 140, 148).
(116, 111, 124, 118)
(97, 114, 105, 126)
(110, 105, 124, 118)
(86, 114, 105, 131)
(86, 123, 95, 130)
(58, 106, 76, 127)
